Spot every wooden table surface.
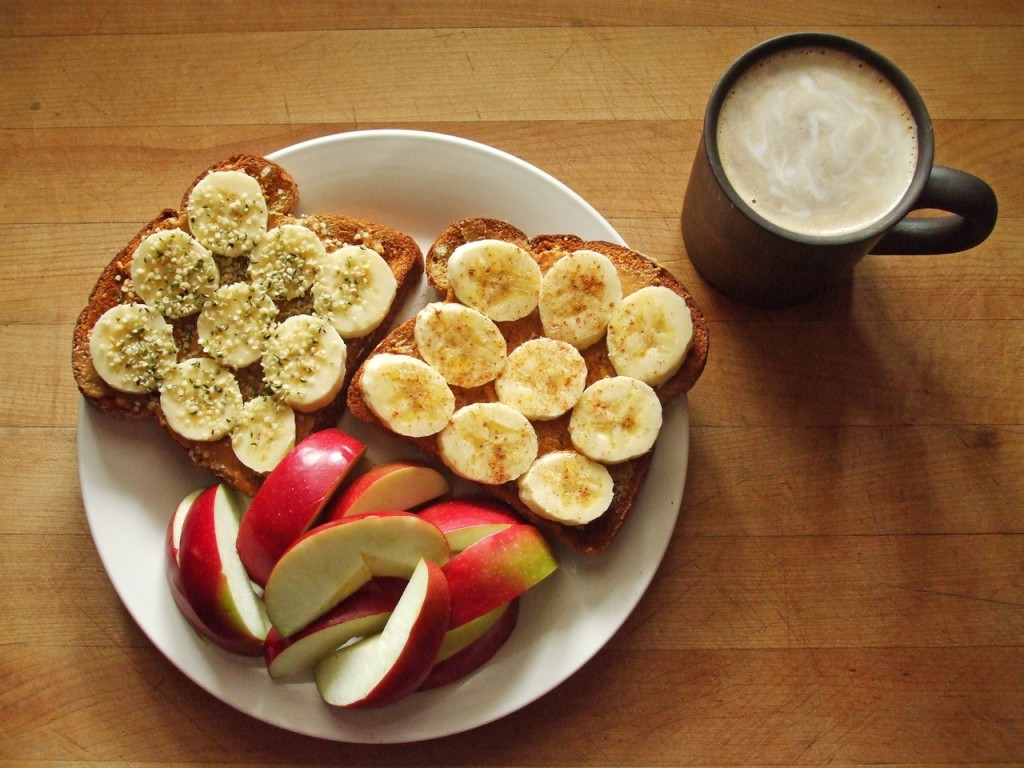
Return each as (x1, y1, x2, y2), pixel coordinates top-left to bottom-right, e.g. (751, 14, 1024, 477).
(3, 1, 1022, 765)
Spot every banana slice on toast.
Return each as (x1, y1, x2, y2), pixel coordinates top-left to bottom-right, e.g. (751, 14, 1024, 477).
(71, 155, 424, 495)
(347, 217, 708, 554)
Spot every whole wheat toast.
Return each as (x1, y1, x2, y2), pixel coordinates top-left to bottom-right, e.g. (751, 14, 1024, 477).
(346, 217, 709, 554)
(72, 155, 423, 496)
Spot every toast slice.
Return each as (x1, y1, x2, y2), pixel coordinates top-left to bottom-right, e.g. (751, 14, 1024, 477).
(346, 217, 708, 554)
(72, 155, 423, 496)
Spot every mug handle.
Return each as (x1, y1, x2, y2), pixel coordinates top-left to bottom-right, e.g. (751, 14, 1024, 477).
(871, 166, 998, 255)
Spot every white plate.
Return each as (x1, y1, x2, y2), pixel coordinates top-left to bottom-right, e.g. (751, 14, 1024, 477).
(78, 129, 689, 743)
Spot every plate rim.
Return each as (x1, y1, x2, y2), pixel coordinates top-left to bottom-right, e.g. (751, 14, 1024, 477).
(78, 128, 688, 742)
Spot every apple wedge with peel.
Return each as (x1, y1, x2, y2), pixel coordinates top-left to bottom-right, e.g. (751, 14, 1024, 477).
(315, 558, 450, 708)
(420, 598, 520, 690)
(444, 523, 557, 628)
(418, 496, 520, 553)
(326, 460, 450, 520)
(434, 601, 511, 663)
(263, 511, 450, 637)
(167, 488, 203, 567)
(263, 577, 405, 679)
(236, 428, 366, 588)
(176, 484, 270, 656)
(165, 487, 230, 652)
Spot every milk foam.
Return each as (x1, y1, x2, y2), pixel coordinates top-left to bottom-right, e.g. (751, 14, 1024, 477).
(716, 47, 918, 237)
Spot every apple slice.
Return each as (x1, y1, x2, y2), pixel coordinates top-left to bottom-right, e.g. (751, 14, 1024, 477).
(420, 598, 520, 690)
(263, 577, 405, 679)
(166, 487, 229, 651)
(325, 460, 451, 520)
(418, 496, 520, 553)
(315, 558, 450, 708)
(444, 523, 557, 628)
(176, 484, 270, 656)
(263, 511, 450, 637)
(167, 487, 203, 566)
(237, 428, 366, 587)
(435, 601, 510, 662)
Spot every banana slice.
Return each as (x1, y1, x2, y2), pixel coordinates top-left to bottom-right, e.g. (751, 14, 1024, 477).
(606, 285, 694, 386)
(159, 357, 243, 442)
(495, 337, 588, 420)
(438, 402, 538, 484)
(568, 376, 662, 464)
(130, 228, 219, 318)
(230, 395, 296, 473)
(186, 170, 268, 257)
(248, 223, 327, 301)
(538, 249, 622, 349)
(358, 353, 455, 438)
(447, 239, 542, 322)
(262, 314, 347, 412)
(413, 302, 507, 388)
(89, 303, 177, 393)
(518, 450, 615, 525)
(196, 282, 279, 368)
(312, 244, 398, 338)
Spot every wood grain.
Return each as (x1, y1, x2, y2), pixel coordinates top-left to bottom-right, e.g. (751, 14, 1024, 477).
(3, 118, 1020, 225)
(2, 1, 1021, 765)
(3, 644, 1021, 763)
(3, 28, 1022, 131)
(2, 1, 1020, 34)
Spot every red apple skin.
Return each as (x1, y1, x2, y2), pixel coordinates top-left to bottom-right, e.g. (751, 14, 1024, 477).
(325, 460, 450, 520)
(418, 496, 520, 530)
(419, 598, 519, 690)
(165, 487, 257, 654)
(167, 488, 203, 566)
(175, 485, 268, 656)
(237, 428, 366, 588)
(417, 496, 521, 553)
(263, 577, 405, 679)
(444, 523, 557, 628)
(168, 556, 261, 656)
(316, 559, 451, 709)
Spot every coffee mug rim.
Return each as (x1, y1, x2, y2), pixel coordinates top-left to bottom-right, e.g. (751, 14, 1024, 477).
(704, 31, 936, 246)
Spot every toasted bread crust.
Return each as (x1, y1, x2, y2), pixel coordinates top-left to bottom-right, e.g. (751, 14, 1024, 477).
(72, 156, 423, 496)
(180, 153, 301, 215)
(72, 209, 183, 419)
(347, 217, 709, 554)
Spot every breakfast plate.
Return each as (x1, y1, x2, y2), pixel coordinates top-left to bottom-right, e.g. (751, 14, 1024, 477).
(78, 129, 690, 742)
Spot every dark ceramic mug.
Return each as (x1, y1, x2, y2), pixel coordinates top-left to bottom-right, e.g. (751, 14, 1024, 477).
(681, 32, 998, 307)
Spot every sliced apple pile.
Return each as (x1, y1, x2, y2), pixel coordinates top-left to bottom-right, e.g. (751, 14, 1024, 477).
(165, 427, 559, 709)
(262, 510, 451, 637)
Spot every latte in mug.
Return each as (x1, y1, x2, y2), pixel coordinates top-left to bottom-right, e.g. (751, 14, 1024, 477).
(716, 46, 919, 238)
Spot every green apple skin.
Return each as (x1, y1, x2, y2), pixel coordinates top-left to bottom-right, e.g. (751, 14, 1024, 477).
(443, 523, 557, 628)
(417, 496, 520, 553)
(420, 598, 519, 690)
